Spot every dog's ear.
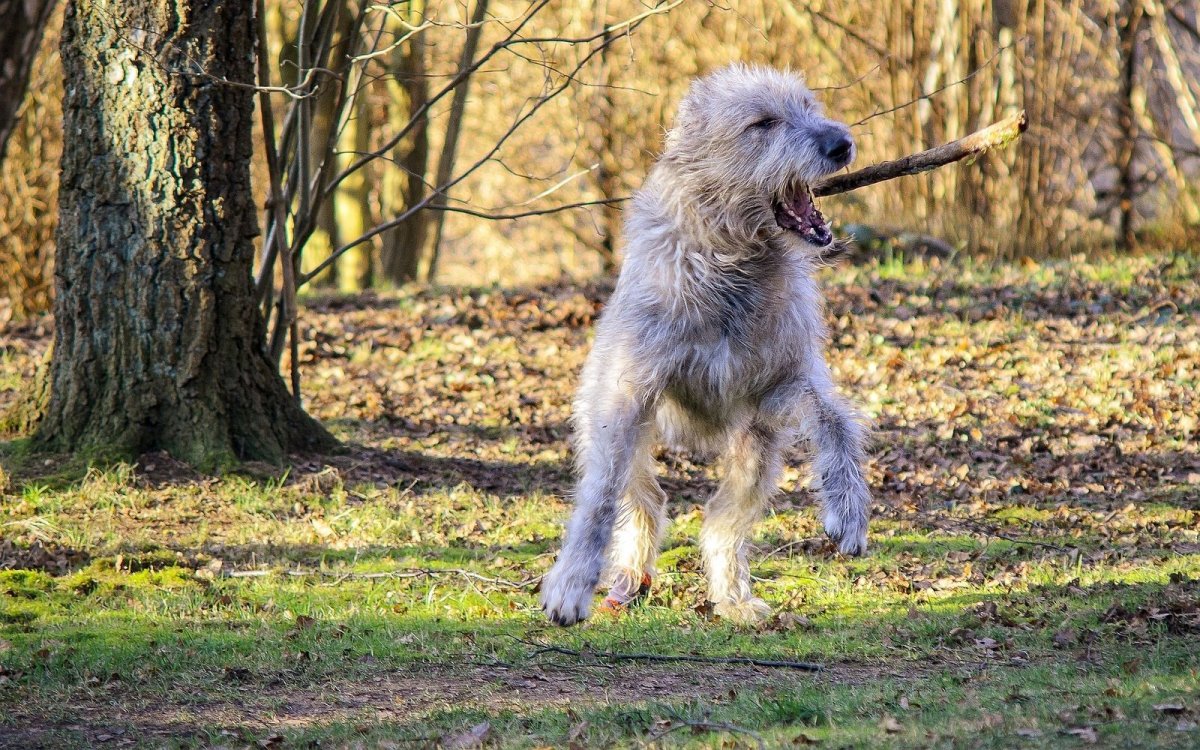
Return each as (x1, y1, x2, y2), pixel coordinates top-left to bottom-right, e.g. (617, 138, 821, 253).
(665, 79, 712, 154)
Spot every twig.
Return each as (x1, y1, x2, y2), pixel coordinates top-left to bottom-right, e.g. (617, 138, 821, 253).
(815, 111, 1028, 197)
(520, 640, 824, 672)
(851, 41, 1019, 126)
(223, 566, 536, 588)
(645, 720, 766, 749)
(889, 511, 1071, 553)
(950, 519, 1070, 553)
(428, 197, 628, 221)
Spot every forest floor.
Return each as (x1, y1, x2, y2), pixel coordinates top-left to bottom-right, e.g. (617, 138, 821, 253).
(0, 251, 1198, 748)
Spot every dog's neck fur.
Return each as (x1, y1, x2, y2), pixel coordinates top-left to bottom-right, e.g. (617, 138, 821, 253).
(626, 163, 818, 320)
(642, 162, 776, 258)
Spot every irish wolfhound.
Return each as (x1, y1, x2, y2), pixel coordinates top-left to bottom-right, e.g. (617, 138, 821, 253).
(540, 65, 871, 626)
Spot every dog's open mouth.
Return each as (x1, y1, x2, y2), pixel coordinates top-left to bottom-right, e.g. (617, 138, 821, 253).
(773, 185, 832, 247)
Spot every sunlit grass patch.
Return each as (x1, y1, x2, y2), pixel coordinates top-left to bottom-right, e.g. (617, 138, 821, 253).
(3, 250, 1199, 747)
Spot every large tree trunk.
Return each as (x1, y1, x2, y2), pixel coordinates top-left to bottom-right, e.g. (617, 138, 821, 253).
(0, 0, 56, 162)
(35, 0, 336, 466)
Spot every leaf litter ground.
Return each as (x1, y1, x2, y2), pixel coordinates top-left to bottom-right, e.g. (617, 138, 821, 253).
(0, 252, 1197, 748)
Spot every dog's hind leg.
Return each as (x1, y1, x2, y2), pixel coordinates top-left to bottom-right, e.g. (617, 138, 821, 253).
(601, 433, 668, 611)
(541, 393, 650, 626)
(700, 424, 785, 624)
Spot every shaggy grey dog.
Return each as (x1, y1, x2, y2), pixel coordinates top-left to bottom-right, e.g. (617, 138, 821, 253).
(540, 65, 872, 626)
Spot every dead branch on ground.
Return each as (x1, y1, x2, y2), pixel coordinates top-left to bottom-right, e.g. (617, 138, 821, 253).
(646, 720, 766, 749)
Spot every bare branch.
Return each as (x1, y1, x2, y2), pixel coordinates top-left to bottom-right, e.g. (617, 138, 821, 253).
(816, 111, 1028, 197)
(647, 720, 766, 749)
(780, 0, 888, 58)
(852, 40, 1019, 126)
(300, 5, 662, 285)
(322, 0, 553, 201)
(428, 197, 627, 220)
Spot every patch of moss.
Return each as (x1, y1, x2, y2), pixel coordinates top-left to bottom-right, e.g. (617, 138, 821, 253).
(0, 570, 55, 598)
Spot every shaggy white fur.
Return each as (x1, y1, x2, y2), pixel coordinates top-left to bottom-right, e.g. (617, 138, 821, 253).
(541, 65, 872, 626)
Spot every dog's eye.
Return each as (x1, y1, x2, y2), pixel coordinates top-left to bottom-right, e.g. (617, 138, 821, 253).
(748, 117, 778, 131)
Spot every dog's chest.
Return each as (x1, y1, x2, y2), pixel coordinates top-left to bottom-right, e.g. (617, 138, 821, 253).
(669, 273, 800, 395)
(709, 279, 765, 340)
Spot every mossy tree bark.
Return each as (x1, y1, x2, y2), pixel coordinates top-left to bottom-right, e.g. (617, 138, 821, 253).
(35, 0, 336, 467)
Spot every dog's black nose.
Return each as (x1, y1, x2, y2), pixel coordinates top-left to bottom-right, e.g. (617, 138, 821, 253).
(820, 130, 854, 165)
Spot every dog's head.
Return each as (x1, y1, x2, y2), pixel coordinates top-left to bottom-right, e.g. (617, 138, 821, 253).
(663, 65, 854, 249)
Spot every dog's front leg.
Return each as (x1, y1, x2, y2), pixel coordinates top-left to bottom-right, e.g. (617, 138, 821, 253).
(541, 395, 651, 626)
(794, 363, 872, 556)
(701, 424, 786, 624)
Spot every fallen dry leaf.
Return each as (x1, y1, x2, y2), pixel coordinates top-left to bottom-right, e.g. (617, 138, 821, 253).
(1052, 628, 1077, 648)
(1153, 704, 1186, 715)
(568, 720, 588, 744)
(442, 721, 491, 749)
(1064, 726, 1098, 743)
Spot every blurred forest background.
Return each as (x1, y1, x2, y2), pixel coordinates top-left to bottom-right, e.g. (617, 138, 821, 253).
(2, 0, 1199, 325)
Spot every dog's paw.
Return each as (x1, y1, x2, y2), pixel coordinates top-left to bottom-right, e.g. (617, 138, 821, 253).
(539, 566, 597, 627)
(713, 597, 772, 625)
(597, 570, 653, 614)
(822, 503, 869, 557)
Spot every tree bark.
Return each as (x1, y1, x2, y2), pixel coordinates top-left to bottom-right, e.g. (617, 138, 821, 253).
(36, 0, 336, 466)
(0, 0, 57, 162)
(379, 0, 431, 286)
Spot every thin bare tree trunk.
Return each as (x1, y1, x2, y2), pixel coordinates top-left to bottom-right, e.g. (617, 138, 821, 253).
(1117, 0, 1144, 251)
(425, 0, 489, 282)
(379, 0, 431, 286)
(589, 0, 620, 274)
(306, 3, 352, 289)
(334, 84, 374, 292)
(0, 0, 57, 162)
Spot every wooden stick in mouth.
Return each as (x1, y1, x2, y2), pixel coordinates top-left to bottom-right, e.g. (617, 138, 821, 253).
(815, 111, 1028, 198)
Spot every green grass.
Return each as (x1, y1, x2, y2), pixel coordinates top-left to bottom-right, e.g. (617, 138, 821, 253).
(2, 251, 1199, 747)
(1, 486, 1195, 748)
